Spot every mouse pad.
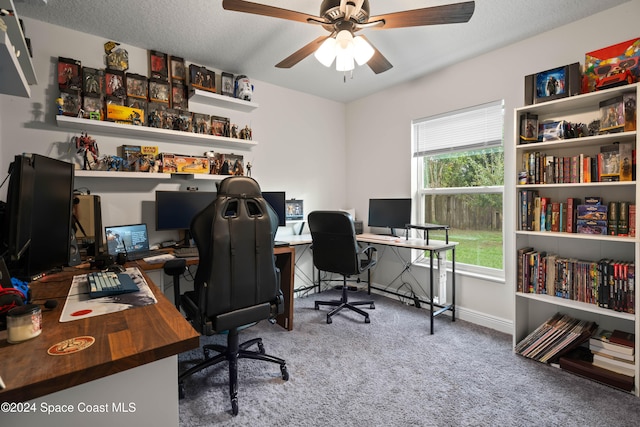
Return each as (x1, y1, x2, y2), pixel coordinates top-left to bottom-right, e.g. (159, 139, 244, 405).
(60, 267, 157, 322)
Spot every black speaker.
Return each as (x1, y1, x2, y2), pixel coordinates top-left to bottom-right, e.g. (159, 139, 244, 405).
(68, 232, 82, 266)
(354, 220, 363, 234)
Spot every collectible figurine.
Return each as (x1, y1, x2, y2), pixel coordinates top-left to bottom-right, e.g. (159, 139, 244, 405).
(73, 132, 99, 170)
(246, 161, 252, 177)
(56, 97, 64, 115)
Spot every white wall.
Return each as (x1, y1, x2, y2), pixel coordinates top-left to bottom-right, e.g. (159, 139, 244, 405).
(344, 0, 640, 332)
(0, 18, 347, 245)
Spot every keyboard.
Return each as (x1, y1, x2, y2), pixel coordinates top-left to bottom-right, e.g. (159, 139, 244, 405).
(87, 271, 140, 298)
(174, 246, 199, 258)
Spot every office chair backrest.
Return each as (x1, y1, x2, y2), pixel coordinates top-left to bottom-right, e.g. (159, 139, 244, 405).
(190, 176, 279, 317)
(308, 210, 360, 276)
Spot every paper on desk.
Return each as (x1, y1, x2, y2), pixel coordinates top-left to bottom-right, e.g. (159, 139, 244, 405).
(60, 267, 157, 322)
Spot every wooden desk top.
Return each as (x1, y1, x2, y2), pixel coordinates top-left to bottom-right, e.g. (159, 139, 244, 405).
(0, 266, 200, 402)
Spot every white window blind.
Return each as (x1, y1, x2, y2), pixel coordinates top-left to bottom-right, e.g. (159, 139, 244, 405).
(413, 100, 504, 157)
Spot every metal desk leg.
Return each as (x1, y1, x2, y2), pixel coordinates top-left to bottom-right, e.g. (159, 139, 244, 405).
(429, 249, 434, 335)
(452, 247, 456, 322)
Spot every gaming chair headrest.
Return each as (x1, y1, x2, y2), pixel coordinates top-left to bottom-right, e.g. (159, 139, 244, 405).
(216, 176, 278, 238)
(217, 176, 262, 197)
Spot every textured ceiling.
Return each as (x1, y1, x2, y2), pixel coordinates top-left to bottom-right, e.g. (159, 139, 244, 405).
(14, 0, 630, 103)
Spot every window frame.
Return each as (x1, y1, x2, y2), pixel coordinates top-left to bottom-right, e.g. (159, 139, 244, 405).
(411, 100, 505, 278)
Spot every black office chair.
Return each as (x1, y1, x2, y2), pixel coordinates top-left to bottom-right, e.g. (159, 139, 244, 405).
(178, 176, 288, 416)
(309, 210, 377, 324)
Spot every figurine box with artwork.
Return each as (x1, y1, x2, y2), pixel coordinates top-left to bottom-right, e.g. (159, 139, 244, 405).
(212, 153, 244, 176)
(59, 89, 81, 116)
(149, 50, 169, 81)
(58, 57, 82, 91)
(584, 37, 640, 93)
(126, 73, 148, 99)
(149, 78, 170, 104)
(192, 113, 211, 135)
(83, 67, 104, 97)
(171, 82, 188, 110)
(82, 95, 103, 120)
(106, 104, 145, 126)
(599, 96, 625, 134)
(105, 69, 126, 99)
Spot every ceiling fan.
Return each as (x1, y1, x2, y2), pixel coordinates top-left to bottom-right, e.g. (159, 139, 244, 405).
(222, 0, 475, 74)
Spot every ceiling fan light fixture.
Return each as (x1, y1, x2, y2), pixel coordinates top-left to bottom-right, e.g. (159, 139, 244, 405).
(353, 35, 374, 65)
(335, 49, 355, 72)
(315, 37, 337, 67)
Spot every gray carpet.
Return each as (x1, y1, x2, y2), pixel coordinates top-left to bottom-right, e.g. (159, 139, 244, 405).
(178, 290, 640, 426)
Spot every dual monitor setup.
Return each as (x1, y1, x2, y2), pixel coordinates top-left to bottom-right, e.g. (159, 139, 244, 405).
(0, 152, 412, 281)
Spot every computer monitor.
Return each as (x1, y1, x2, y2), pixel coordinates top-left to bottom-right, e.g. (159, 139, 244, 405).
(368, 198, 412, 234)
(155, 190, 216, 231)
(1, 154, 75, 279)
(262, 191, 286, 227)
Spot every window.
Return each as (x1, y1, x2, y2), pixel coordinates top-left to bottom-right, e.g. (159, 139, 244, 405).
(412, 101, 504, 275)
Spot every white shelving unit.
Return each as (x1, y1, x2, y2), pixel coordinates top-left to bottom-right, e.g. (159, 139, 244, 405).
(513, 83, 639, 395)
(0, 0, 37, 97)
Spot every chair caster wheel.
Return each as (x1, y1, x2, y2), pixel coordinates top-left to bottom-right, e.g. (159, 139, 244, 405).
(178, 382, 185, 399)
(365, 317, 370, 324)
(370, 303, 375, 309)
(231, 398, 239, 416)
(257, 341, 265, 354)
(314, 304, 320, 310)
(281, 364, 289, 381)
(326, 316, 332, 324)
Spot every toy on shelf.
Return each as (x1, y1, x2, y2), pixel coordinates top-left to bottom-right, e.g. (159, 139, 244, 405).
(73, 132, 99, 170)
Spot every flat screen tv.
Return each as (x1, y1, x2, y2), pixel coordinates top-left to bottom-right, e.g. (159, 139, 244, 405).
(368, 198, 412, 233)
(1, 154, 75, 279)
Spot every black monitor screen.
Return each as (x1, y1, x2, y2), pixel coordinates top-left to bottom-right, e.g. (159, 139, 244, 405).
(2, 154, 74, 279)
(262, 191, 286, 227)
(155, 191, 216, 230)
(368, 198, 412, 230)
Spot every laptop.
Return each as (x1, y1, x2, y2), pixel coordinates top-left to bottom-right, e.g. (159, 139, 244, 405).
(104, 223, 163, 261)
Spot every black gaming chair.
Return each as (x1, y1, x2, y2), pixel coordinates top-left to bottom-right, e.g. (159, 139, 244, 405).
(309, 210, 377, 324)
(178, 176, 288, 416)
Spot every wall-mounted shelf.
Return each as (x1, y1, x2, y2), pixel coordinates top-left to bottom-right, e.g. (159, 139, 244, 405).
(0, 31, 30, 97)
(56, 115, 258, 150)
(0, 0, 38, 97)
(74, 169, 231, 181)
(188, 89, 259, 113)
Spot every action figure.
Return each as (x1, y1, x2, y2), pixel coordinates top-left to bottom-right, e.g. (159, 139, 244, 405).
(73, 132, 99, 170)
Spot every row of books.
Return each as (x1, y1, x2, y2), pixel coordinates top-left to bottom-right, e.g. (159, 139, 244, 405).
(515, 313, 597, 363)
(521, 142, 634, 185)
(518, 191, 636, 237)
(517, 248, 635, 313)
(558, 329, 635, 392)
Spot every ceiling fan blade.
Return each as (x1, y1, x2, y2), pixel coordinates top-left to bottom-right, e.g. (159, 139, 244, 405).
(275, 36, 331, 69)
(222, 0, 323, 24)
(369, 1, 475, 29)
(360, 35, 393, 74)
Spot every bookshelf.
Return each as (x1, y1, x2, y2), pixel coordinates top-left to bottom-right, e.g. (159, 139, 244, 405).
(513, 82, 639, 395)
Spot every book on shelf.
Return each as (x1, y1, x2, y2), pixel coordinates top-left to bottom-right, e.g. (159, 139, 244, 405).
(618, 201, 629, 236)
(539, 197, 550, 231)
(609, 329, 635, 348)
(592, 353, 635, 369)
(590, 347, 634, 363)
(629, 204, 636, 237)
(608, 201, 619, 236)
(559, 347, 635, 392)
(589, 329, 634, 356)
(592, 356, 635, 377)
(566, 197, 581, 233)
